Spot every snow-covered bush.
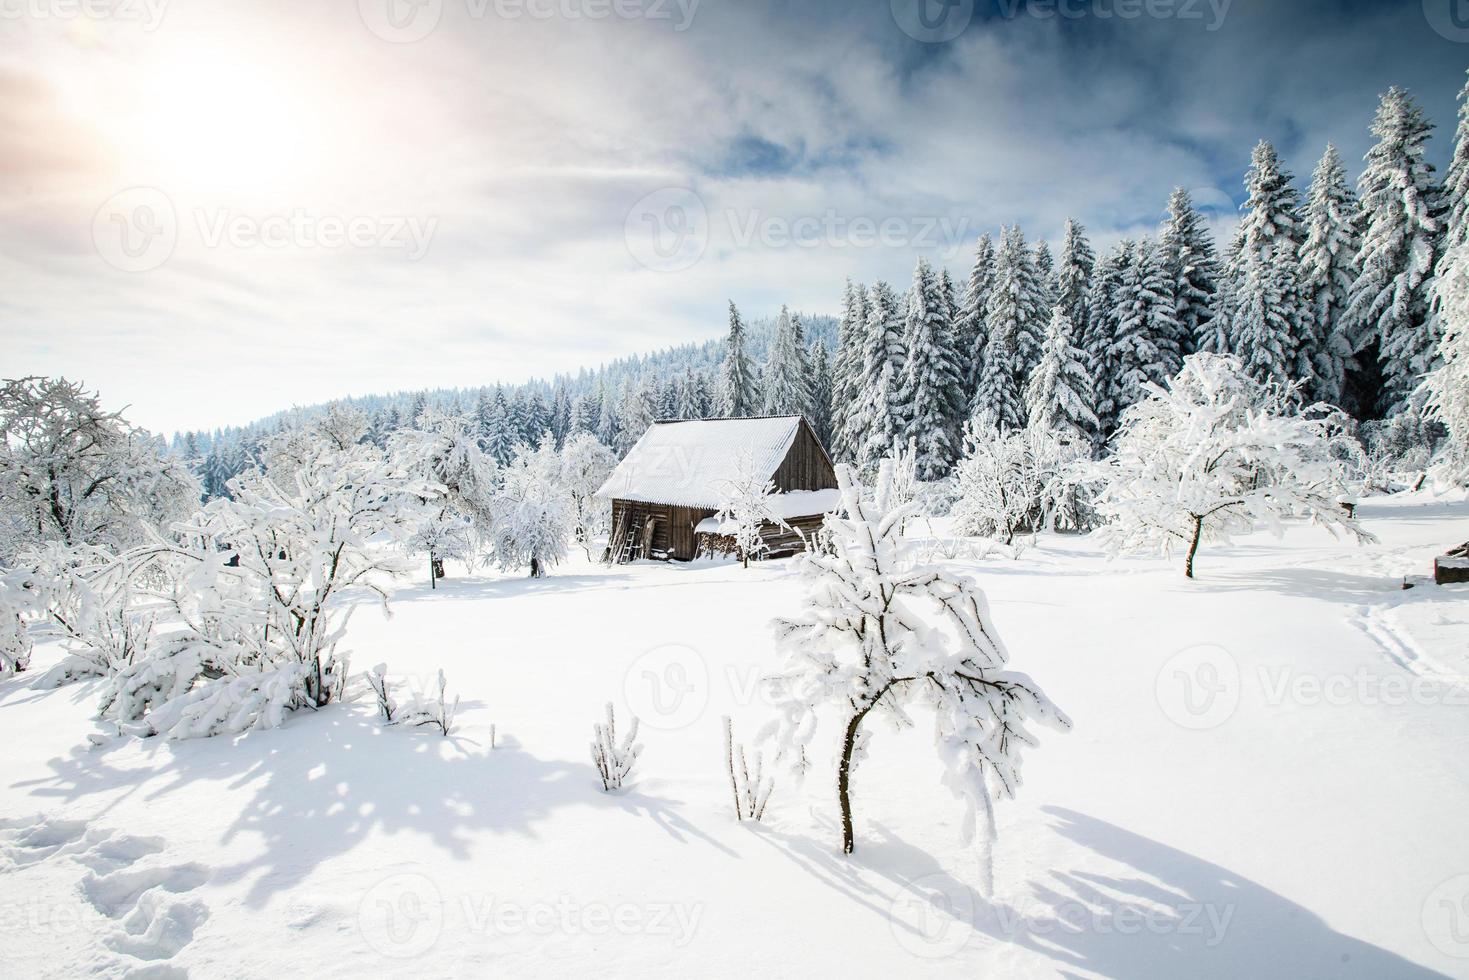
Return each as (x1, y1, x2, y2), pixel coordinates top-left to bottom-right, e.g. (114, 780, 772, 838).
(559, 433, 617, 559)
(723, 716, 773, 822)
(1094, 353, 1371, 578)
(367, 663, 398, 722)
(951, 414, 1095, 547)
(0, 567, 38, 677)
(763, 465, 1070, 874)
(591, 702, 641, 791)
(1428, 244, 1469, 486)
(714, 452, 784, 568)
(393, 669, 460, 736)
(0, 377, 199, 563)
(494, 440, 570, 578)
(84, 417, 425, 738)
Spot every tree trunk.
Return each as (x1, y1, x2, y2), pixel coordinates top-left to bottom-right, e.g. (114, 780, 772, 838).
(530, 556, 542, 578)
(429, 551, 436, 590)
(1184, 514, 1204, 579)
(837, 709, 865, 854)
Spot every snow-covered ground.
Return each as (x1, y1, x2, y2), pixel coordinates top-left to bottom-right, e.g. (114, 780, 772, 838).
(4, 492, 1469, 979)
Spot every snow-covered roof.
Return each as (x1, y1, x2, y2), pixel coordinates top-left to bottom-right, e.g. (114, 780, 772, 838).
(596, 416, 816, 510)
(693, 488, 842, 534)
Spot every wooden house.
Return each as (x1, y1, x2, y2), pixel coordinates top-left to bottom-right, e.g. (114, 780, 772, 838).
(595, 416, 839, 563)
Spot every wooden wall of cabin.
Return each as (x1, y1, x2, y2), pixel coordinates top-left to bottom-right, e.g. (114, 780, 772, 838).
(610, 499, 716, 561)
(772, 421, 838, 493)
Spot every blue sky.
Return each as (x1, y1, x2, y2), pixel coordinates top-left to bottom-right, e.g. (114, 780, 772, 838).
(2, 0, 1467, 431)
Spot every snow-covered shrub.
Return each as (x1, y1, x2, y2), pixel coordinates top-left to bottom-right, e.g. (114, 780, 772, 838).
(494, 440, 570, 578)
(559, 433, 617, 560)
(714, 452, 785, 568)
(951, 414, 1094, 547)
(366, 663, 398, 722)
(121, 662, 310, 740)
(723, 716, 773, 822)
(0, 377, 200, 564)
(87, 419, 424, 738)
(1094, 353, 1372, 578)
(394, 669, 460, 736)
(591, 702, 641, 791)
(764, 465, 1070, 874)
(0, 569, 35, 677)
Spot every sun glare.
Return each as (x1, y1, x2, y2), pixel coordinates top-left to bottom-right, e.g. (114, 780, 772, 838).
(128, 52, 314, 193)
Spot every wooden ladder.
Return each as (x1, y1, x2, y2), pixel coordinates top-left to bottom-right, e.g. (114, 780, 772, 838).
(610, 512, 645, 564)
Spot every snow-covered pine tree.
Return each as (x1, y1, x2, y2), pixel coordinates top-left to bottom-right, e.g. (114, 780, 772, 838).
(1160, 187, 1219, 356)
(1200, 230, 1243, 356)
(1034, 240, 1057, 313)
(595, 381, 621, 449)
(720, 301, 758, 418)
(1081, 242, 1130, 440)
(1026, 306, 1098, 444)
(808, 339, 833, 449)
(830, 279, 868, 461)
(854, 281, 907, 466)
(762, 305, 815, 419)
(1438, 70, 1469, 271)
(1108, 239, 1180, 420)
(1055, 219, 1095, 344)
(976, 226, 1044, 433)
(1225, 140, 1306, 389)
(898, 257, 965, 479)
(479, 389, 516, 465)
(1297, 144, 1363, 407)
(956, 234, 996, 402)
(1344, 87, 1443, 418)
(1428, 243, 1469, 484)
(764, 464, 1070, 865)
(1233, 239, 1301, 388)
